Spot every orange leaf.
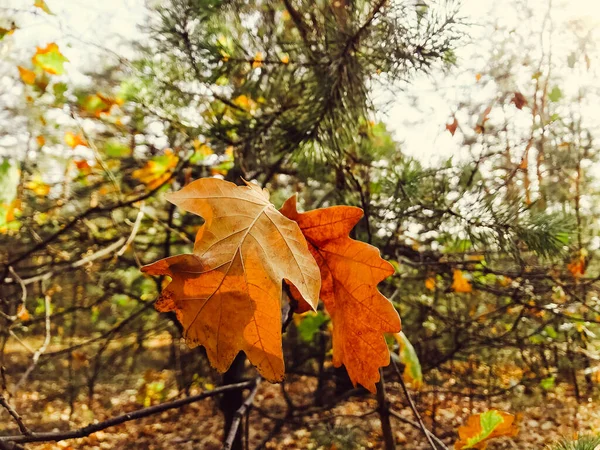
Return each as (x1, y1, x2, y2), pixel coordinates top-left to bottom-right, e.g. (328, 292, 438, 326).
(64, 132, 87, 148)
(424, 277, 436, 291)
(18, 66, 36, 85)
(511, 92, 527, 110)
(132, 149, 178, 189)
(142, 179, 321, 382)
(446, 117, 458, 136)
(32, 43, 68, 75)
(17, 304, 30, 322)
(455, 410, 518, 449)
(452, 270, 472, 293)
(252, 52, 263, 69)
(36, 135, 45, 147)
(280, 195, 401, 393)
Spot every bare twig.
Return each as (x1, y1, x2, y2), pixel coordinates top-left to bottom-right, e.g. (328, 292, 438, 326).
(13, 294, 51, 394)
(391, 358, 439, 450)
(0, 395, 31, 435)
(375, 369, 395, 450)
(389, 409, 449, 450)
(222, 377, 261, 450)
(0, 381, 253, 445)
(117, 202, 145, 257)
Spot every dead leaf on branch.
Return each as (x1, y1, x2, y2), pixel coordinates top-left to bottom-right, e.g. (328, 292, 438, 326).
(280, 195, 401, 393)
(142, 179, 321, 382)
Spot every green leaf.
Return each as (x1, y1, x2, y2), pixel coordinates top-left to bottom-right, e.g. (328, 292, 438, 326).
(393, 332, 423, 389)
(104, 140, 132, 158)
(0, 159, 19, 204)
(540, 376, 555, 391)
(548, 86, 563, 102)
(296, 311, 328, 343)
(32, 43, 69, 75)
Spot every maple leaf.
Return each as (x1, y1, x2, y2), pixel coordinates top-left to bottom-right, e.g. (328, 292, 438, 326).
(32, 43, 68, 75)
(142, 179, 321, 382)
(280, 196, 401, 393)
(455, 410, 519, 449)
(452, 269, 472, 293)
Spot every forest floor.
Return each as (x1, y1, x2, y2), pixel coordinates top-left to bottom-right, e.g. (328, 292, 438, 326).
(1, 334, 600, 449)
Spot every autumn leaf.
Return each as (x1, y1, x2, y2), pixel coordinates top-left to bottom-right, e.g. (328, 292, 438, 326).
(32, 43, 68, 75)
(252, 52, 263, 68)
(25, 177, 50, 196)
(424, 277, 436, 291)
(280, 54, 290, 64)
(511, 92, 527, 110)
(455, 410, 519, 449)
(567, 250, 587, 278)
(64, 132, 87, 149)
(452, 269, 472, 293)
(280, 195, 401, 393)
(0, 24, 17, 41)
(132, 149, 178, 189)
(36, 135, 45, 147)
(34, 0, 53, 14)
(16, 304, 30, 322)
(475, 105, 492, 134)
(393, 332, 422, 390)
(142, 179, 321, 382)
(446, 117, 458, 136)
(18, 66, 36, 85)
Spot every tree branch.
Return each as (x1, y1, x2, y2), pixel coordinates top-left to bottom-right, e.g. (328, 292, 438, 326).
(0, 381, 254, 445)
(222, 377, 261, 450)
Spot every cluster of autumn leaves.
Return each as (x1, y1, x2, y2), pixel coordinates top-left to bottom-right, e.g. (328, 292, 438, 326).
(142, 178, 401, 393)
(141, 178, 521, 448)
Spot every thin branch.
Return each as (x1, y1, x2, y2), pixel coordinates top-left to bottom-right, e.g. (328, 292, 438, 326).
(0, 381, 253, 445)
(12, 294, 51, 394)
(0, 395, 31, 435)
(389, 409, 449, 450)
(391, 358, 439, 450)
(222, 377, 261, 450)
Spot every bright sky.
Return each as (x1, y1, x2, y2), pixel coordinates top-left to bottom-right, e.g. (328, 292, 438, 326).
(4, 0, 600, 166)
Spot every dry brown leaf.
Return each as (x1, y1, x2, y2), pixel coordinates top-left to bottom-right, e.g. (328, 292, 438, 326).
(280, 196, 401, 392)
(142, 179, 321, 381)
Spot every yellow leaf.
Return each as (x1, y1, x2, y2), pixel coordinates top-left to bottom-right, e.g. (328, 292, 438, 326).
(18, 66, 36, 85)
(17, 304, 30, 322)
(281, 54, 290, 64)
(32, 43, 69, 75)
(25, 177, 50, 196)
(64, 132, 87, 148)
(34, 0, 53, 14)
(424, 277, 436, 291)
(252, 52, 263, 69)
(132, 149, 179, 189)
(452, 270, 472, 293)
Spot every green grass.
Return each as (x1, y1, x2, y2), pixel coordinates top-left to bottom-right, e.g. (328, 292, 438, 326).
(548, 435, 600, 450)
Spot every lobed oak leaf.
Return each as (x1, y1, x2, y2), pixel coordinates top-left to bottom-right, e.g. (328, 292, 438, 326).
(455, 410, 519, 449)
(280, 195, 401, 393)
(142, 179, 321, 382)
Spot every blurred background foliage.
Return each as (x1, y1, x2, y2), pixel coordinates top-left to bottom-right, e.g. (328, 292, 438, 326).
(1, 0, 600, 447)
